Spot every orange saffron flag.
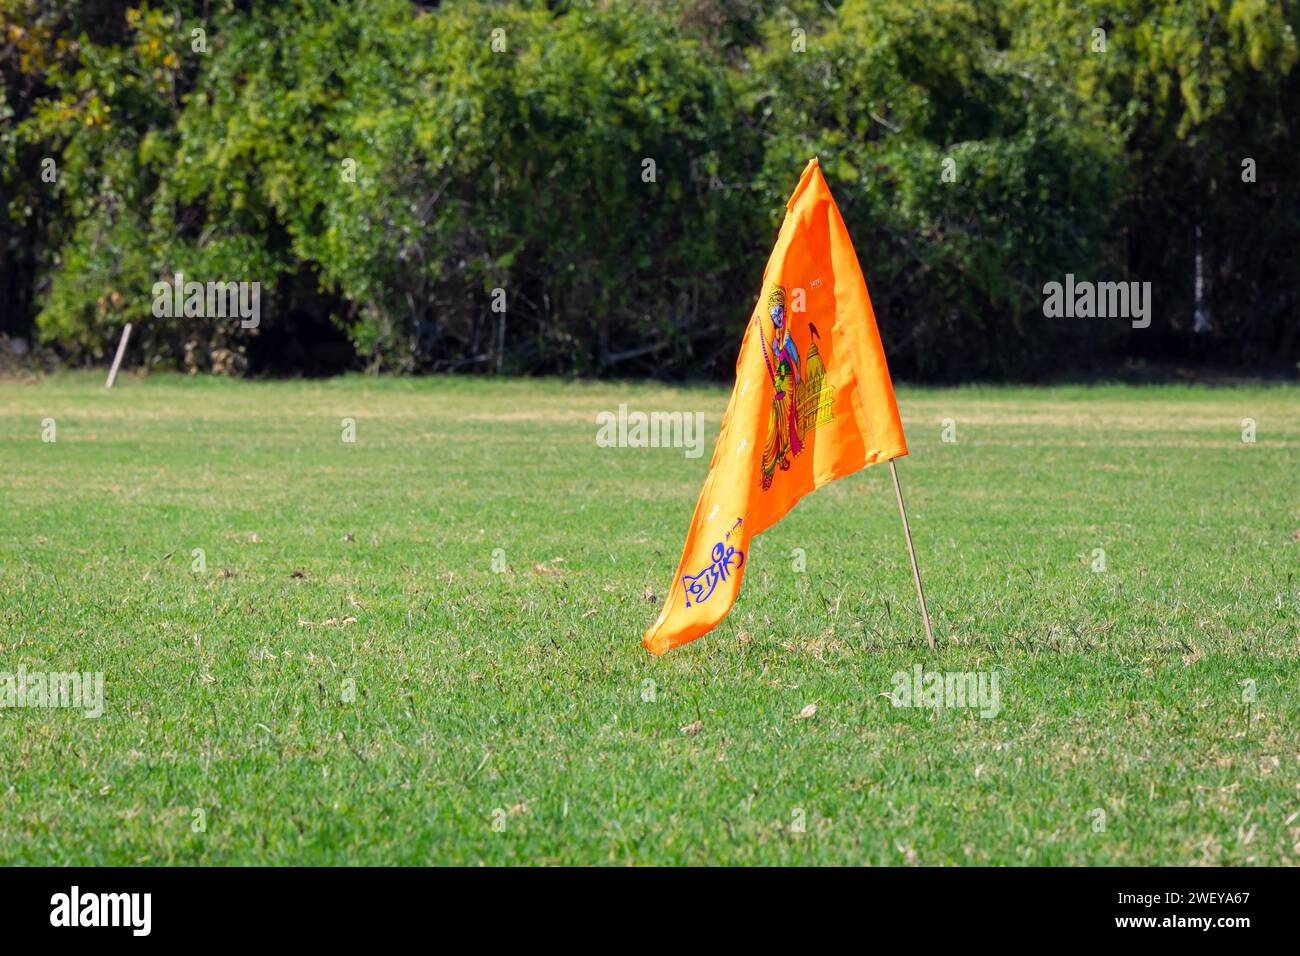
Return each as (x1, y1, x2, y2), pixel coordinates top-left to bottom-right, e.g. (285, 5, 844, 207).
(643, 159, 908, 654)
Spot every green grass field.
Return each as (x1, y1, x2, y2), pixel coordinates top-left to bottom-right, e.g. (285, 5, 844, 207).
(0, 372, 1296, 865)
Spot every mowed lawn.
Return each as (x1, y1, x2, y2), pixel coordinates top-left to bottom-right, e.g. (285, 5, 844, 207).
(0, 372, 1296, 865)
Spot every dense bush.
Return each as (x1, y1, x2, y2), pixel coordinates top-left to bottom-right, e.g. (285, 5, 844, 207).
(2, 0, 1297, 380)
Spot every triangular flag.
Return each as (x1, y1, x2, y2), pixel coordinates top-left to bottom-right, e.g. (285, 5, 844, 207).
(643, 158, 908, 654)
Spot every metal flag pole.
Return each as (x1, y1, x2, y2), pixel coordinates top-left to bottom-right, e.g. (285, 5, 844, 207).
(889, 459, 935, 650)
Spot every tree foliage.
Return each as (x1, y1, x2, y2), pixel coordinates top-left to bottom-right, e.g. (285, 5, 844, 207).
(2, 0, 1296, 379)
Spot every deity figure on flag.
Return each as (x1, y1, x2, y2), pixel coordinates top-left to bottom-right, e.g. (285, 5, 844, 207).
(761, 286, 805, 489)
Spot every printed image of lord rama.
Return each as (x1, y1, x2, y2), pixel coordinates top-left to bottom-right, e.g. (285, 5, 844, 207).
(760, 287, 804, 489)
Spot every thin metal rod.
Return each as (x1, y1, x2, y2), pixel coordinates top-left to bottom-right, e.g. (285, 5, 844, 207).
(889, 458, 935, 650)
(105, 322, 133, 389)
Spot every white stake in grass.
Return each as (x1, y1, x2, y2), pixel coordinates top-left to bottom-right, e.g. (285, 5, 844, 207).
(105, 322, 133, 389)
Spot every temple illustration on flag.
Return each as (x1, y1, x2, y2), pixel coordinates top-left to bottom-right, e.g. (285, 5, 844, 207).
(795, 329, 834, 434)
(759, 289, 837, 489)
